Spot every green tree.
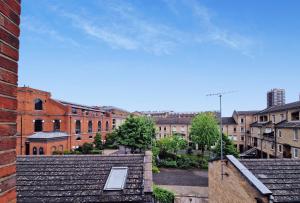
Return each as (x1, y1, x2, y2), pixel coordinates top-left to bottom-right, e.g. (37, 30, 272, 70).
(94, 132, 103, 150)
(81, 143, 93, 154)
(190, 112, 219, 153)
(214, 134, 239, 158)
(157, 134, 188, 155)
(115, 115, 156, 152)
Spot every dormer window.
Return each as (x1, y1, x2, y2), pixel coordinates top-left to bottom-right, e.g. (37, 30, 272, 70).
(72, 108, 78, 114)
(34, 99, 43, 110)
(104, 167, 128, 190)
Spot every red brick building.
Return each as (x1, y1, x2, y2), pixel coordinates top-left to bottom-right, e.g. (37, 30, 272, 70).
(17, 87, 113, 155)
(0, 0, 21, 202)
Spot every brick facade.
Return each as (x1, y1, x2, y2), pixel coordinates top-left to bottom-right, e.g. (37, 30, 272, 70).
(0, 0, 21, 202)
(16, 87, 114, 155)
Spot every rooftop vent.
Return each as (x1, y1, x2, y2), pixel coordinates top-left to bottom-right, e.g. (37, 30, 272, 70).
(104, 167, 128, 190)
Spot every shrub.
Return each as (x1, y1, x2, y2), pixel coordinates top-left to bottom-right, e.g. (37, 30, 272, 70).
(158, 159, 177, 168)
(90, 149, 102, 154)
(52, 150, 63, 155)
(152, 165, 160, 173)
(94, 133, 103, 150)
(153, 185, 175, 203)
(82, 143, 94, 154)
(63, 150, 71, 155)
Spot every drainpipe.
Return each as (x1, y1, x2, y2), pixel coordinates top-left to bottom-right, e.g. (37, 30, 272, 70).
(20, 114, 23, 155)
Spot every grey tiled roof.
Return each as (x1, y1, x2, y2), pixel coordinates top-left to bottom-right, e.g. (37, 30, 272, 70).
(222, 117, 237, 125)
(235, 110, 260, 115)
(258, 101, 300, 114)
(27, 132, 69, 139)
(276, 121, 300, 128)
(17, 155, 152, 203)
(250, 121, 272, 127)
(240, 159, 300, 203)
(154, 117, 192, 125)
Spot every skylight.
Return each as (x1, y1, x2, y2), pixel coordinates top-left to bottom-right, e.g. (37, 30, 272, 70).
(104, 167, 128, 190)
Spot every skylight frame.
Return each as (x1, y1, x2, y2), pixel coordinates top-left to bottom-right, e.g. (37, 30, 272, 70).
(104, 167, 128, 191)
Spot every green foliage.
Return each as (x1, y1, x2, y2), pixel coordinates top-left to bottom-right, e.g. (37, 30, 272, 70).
(81, 143, 94, 154)
(159, 159, 178, 168)
(190, 112, 219, 152)
(52, 150, 63, 155)
(90, 149, 103, 154)
(158, 154, 209, 169)
(104, 132, 119, 149)
(94, 133, 103, 150)
(152, 165, 160, 173)
(115, 115, 156, 151)
(156, 135, 188, 155)
(214, 134, 239, 158)
(153, 185, 175, 203)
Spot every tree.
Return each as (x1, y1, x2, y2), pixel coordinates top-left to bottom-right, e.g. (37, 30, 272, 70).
(94, 132, 103, 150)
(190, 112, 219, 153)
(81, 143, 93, 154)
(157, 134, 188, 155)
(214, 134, 239, 158)
(115, 115, 156, 152)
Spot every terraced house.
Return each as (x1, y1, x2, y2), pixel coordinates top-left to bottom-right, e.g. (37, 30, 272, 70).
(247, 101, 300, 159)
(16, 87, 114, 155)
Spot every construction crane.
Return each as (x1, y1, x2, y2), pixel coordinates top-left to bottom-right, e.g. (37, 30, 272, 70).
(206, 90, 237, 180)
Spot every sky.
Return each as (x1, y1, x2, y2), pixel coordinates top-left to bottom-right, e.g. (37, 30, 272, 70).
(19, 0, 300, 116)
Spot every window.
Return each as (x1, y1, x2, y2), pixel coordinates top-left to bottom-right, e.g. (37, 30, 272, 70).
(259, 116, 268, 122)
(164, 127, 167, 131)
(88, 121, 93, 133)
(159, 126, 161, 131)
(278, 144, 282, 153)
(112, 119, 116, 129)
(39, 147, 44, 155)
(241, 135, 244, 141)
(278, 130, 282, 138)
(98, 121, 102, 132)
(272, 115, 275, 123)
(241, 127, 244, 133)
(75, 120, 81, 134)
(291, 112, 300, 121)
(294, 129, 299, 141)
(58, 145, 63, 152)
(34, 99, 43, 110)
(106, 121, 109, 131)
(271, 143, 274, 150)
(33, 147, 37, 155)
(241, 118, 244, 124)
(280, 114, 284, 121)
(72, 108, 77, 114)
(51, 146, 57, 153)
(86, 111, 89, 116)
(104, 167, 128, 190)
(53, 120, 60, 132)
(234, 127, 237, 133)
(293, 148, 299, 158)
(34, 120, 43, 132)
(172, 126, 176, 132)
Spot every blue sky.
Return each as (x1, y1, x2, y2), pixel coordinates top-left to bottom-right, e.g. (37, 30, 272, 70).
(19, 0, 300, 116)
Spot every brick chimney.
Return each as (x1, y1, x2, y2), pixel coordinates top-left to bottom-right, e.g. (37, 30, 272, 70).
(0, 0, 21, 202)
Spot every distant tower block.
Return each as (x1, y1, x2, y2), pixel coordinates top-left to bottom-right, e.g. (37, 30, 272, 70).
(267, 88, 286, 108)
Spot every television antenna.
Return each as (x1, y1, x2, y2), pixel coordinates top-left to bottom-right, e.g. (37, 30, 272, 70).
(206, 90, 237, 180)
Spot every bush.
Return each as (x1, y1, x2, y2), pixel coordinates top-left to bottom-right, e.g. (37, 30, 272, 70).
(158, 159, 177, 168)
(153, 185, 175, 203)
(152, 165, 160, 173)
(90, 149, 102, 154)
(63, 150, 71, 155)
(52, 150, 63, 155)
(94, 133, 103, 150)
(82, 143, 94, 154)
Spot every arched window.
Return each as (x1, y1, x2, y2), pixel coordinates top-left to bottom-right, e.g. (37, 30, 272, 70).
(34, 99, 43, 110)
(34, 119, 43, 132)
(88, 121, 93, 133)
(39, 147, 44, 155)
(51, 146, 57, 153)
(75, 120, 81, 134)
(58, 145, 63, 152)
(112, 119, 116, 129)
(32, 147, 37, 155)
(53, 120, 60, 132)
(98, 121, 102, 132)
(106, 121, 109, 131)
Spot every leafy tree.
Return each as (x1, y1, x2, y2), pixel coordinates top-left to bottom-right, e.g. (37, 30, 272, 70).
(115, 115, 156, 152)
(94, 132, 103, 150)
(157, 135, 188, 155)
(214, 134, 239, 158)
(190, 112, 219, 153)
(104, 131, 118, 149)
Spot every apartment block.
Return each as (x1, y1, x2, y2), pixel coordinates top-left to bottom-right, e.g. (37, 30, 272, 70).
(16, 87, 115, 155)
(267, 88, 285, 108)
(246, 101, 300, 159)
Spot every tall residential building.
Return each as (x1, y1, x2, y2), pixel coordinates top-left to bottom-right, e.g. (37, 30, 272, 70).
(267, 88, 285, 107)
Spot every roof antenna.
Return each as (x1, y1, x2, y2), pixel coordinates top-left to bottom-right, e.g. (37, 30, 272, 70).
(206, 90, 237, 180)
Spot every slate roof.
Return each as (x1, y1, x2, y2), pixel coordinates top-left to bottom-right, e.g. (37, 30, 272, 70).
(222, 117, 237, 125)
(154, 117, 192, 125)
(240, 158, 300, 203)
(27, 132, 69, 140)
(258, 101, 300, 114)
(250, 121, 272, 127)
(235, 110, 260, 115)
(56, 100, 105, 112)
(17, 154, 152, 203)
(276, 121, 300, 129)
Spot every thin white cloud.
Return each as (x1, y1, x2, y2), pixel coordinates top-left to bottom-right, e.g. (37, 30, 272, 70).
(21, 16, 80, 47)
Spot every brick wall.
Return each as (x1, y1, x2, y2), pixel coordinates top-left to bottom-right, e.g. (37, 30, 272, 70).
(0, 0, 21, 202)
(209, 160, 268, 203)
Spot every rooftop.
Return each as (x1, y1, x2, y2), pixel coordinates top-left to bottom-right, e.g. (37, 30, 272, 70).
(258, 101, 300, 114)
(227, 155, 300, 203)
(154, 116, 193, 125)
(27, 132, 69, 140)
(234, 110, 260, 115)
(17, 154, 153, 203)
(222, 117, 237, 125)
